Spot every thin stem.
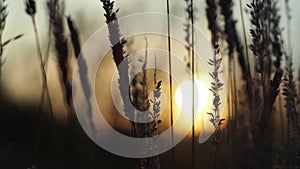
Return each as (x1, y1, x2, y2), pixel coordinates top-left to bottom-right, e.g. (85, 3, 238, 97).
(190, 0, 196, 169)
(166, 0, 175, 167)
(213, 48, 220, 169)
(31, 16, 54, 120)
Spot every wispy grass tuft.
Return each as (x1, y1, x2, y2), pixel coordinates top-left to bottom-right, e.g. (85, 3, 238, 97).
(47, 0, 73, 114)
(66, 16, 97, 135)
(206, 0, 219, 44)
(66, 16, 81, 59)
(101, 0, 126, 66)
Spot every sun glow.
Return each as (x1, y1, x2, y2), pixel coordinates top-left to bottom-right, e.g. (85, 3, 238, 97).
(175, 80, 209, 116)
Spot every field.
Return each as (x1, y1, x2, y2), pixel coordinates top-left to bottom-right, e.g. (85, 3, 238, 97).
(0, 0, 299, 169)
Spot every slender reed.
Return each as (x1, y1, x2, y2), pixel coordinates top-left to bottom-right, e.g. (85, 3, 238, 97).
(183, 2, 197, 166)
(190, 0, 196, 169)
(37, 5, 53, 118)
(166, 0, 175, 167)
(26, 2, 62, 167)
(36, 3, 53, 114)
(26, 0, 54, 119)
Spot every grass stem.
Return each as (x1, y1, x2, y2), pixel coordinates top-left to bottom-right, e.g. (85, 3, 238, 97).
(166, 0, 175, 168)
(190, 0, 196, 169)
(31, 16, 54, 120)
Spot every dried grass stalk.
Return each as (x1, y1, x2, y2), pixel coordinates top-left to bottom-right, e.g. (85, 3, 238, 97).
(206, 1, 224, 168)
(66, 16, 96, 134)
(47, 0, 72, 110)
(67, 16, 81, 59)
(26, 0, 54, 119)
(100, 0, 133, 125)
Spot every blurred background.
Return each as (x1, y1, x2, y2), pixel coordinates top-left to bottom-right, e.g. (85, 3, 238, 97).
(1, 0, 300, 169)
(3, 0, 300, 106)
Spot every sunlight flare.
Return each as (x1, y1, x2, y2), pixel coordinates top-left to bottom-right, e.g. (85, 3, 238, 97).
(175, 80, 209, 116)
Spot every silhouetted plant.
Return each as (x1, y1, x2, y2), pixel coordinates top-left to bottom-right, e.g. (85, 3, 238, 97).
(47, 0, 73, 113)
(207, 41, 224, 169)
(206, 1, 224, 169)
(26, 0, 54, 119)
(0, 0, 23, 85)
(66, 16, 96, 134)
(165, 1, 175, 166)
(67, 16, 81, 59)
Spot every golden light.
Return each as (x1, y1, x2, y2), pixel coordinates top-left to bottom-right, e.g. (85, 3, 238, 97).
(175, 80, 209, 116)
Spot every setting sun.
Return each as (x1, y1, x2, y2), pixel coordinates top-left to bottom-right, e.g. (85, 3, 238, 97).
(175, 80, 209, 116)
